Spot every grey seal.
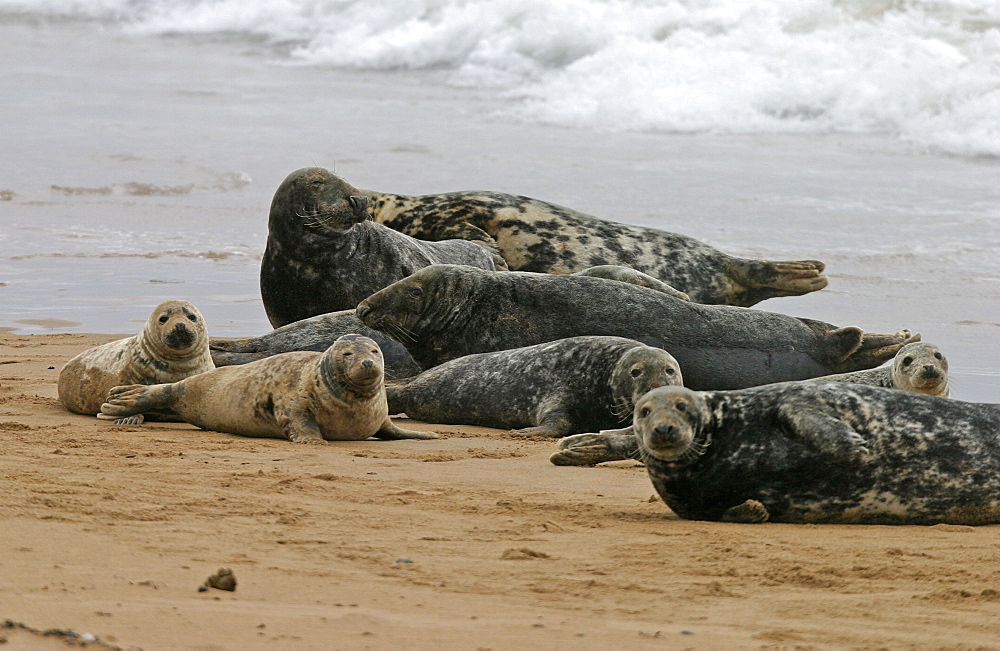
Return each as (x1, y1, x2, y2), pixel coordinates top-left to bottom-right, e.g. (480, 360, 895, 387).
(355, 265, 917, 389)
(551, 341, 951, 466)
(57, 300, 214, 422)
(98, 335, 437, 443)
(626, 383, 1000, 524)
(260, 167, 504, 328)
(363, 186, 826, 306)
(385, 336, 683, 437)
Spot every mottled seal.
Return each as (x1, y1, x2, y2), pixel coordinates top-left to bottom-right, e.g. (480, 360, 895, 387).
(260, 167, 504, 328)
(385, 336, 683, 437)
(57, 300, 213, 421)
(363, 186, 826, 306)
(551, 341, 951, 466)
(356, 265, 917, 388)
(98, 335, 436, 443)
(627, 383, 1000, 524)
(210, 310, 421, 379)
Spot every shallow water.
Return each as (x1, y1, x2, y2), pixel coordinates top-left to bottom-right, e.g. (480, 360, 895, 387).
(1, 17, 998, 401)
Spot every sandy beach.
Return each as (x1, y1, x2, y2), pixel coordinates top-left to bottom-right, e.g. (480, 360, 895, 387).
(2, 331, 999, 648)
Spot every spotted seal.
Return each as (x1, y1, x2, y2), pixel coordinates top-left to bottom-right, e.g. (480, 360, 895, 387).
(362, 186, 826, 306)
(260, 168, 505, 328)
(57, 300, 213, 421)
(209, 310, 421, 379)
(385, 336, 683, 437)
(624, 383, 1000, 524)
(356, 265, 917, 388)
(551, 341, 951, 466)
(98, 335, 437, 443)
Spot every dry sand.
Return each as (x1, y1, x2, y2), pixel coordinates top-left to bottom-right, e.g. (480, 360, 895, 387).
(1, 332, 998, 649)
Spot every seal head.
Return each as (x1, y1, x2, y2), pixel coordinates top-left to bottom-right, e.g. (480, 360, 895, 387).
(893, 342, 949, 397)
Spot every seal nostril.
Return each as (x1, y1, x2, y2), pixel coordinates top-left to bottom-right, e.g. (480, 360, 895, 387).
(362, 360, 374, 369)
(355, 304, 370, 320)
(349, 195, 368, 214)
(652, 423, 676, 443)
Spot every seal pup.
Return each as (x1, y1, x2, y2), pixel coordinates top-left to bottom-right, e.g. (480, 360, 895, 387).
(260, 167, 504, 328)
(627, 383, 1000, 524)
(551, 341, 951, 466)
(210, 310, 421, 379)
(385, 336, 683, 437)
(98, 335, 437, 443)
(362, 186, 827, 306)
(57, 300, 213, 421)
(356, 265, 917, 388)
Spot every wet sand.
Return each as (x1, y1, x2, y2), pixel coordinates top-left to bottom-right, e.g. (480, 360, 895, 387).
(2, 332, 999, 648)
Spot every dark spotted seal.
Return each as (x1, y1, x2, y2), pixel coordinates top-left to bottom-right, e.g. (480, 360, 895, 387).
(98, 335, 436, 443)
(627, 383, 1000, 524)
(385, 336, 683, 437)
(551, 341, 951, 466)
(210, 310, 421, 379)
(260, 168, 504, 328)
(356, 265, 917, 388)
(58, 300, 214, 421)
(362, 186, 826, 306)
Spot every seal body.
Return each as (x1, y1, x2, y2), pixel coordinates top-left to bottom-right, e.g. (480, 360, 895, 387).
(57, 300, 213, 418)
(260, 168, 503, 328)
(386, 336, 683, 437)
(364, 188, 827, 306)
(356, 265, 917, 389)
(99, 335, 436, 443)
(210, 310, 421, 379)
(633, 384, 1000, 524)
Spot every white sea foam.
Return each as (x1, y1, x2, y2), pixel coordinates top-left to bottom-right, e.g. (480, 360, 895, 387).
(4, 0, 998, 155)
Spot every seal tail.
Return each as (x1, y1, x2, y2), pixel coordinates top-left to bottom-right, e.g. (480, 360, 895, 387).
(724, 259, 828, 306)
(97, 383, 176, 421)
(828, 329, 921, 374)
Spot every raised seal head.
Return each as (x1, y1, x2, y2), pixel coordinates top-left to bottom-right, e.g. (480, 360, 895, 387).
(142, 300, 209, 360)
(608, 346, 684, 418)
(633, 386, 710, 463)
(270, 167, 370, 237)
(321, 334, 386, 393)
(892, 342, 950, 397)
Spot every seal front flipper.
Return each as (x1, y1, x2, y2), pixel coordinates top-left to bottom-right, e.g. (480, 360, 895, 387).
(721, 499, 770, 524)
(278, 409, 325, 444)
(372, 417, 438, 440)
(98, 383, 177, 423)
(550, 427, 640, 466)
(776, 403, 871, 464)
(510, 410, 575, 438)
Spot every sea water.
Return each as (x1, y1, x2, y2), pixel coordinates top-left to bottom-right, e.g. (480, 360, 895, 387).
(1, 0, 998, 400)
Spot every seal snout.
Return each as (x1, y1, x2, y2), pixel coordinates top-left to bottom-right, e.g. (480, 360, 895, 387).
(349, 195, 369, 217)
(163, 321, 196, 350)
(650, 423, 679, 447)
(355, 304, 372, 321)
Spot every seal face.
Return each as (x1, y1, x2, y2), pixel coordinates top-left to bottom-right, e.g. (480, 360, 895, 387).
(98, 335, 436, 443)
(209, 309, 421, 379)
(260, 167, 504, 328)
(633, 384, 1000, 525)
(385, 336, 682, 437)
(808, 341, 950, 398)
(356, 264, 917, 389)
(363, 186, 828, 306)
(57, 300, 214, 418)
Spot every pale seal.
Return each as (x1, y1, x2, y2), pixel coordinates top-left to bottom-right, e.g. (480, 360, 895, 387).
(356, 265, 917, 388)
(260, 167, 505, 328)
(363, 186, 827, 306)
(626, 383, 1000, 524)
(98, 335, 437, 443)
(209, 310, 421, 379)
(385, 336, 683, 437)
(551, 341, 951, 466)
(57, 300, 213, 421)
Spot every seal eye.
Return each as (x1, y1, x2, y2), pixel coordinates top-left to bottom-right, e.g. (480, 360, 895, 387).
(158, 315, 169, 324)
(310, 179, 324, 187)
(934, 352, 942, 360)
(407, 287, 423, 299)
(371, 349, 380, 355)
(187, 314, 198, 322)
(343, 351, 353, 357)
(630, 368, 642, 378)
(639, 407, 651, 418)
(902, 357, 913, 367)
(666, 368, 676, 376)
(676, 401, 687, 412)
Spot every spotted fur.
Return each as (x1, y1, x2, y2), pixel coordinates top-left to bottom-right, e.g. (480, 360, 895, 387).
(631, 383, 1000, 524)
(363, 188, 827, 306)
(386, 336, 682, 437)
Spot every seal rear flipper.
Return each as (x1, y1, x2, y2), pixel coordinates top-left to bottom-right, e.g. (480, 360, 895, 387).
(724, 258, 828, 306)
(831, 330, 921, 373)
(550, 428, 640, 466)
(373, 417, 438, 440)
(209, 337, 258, 354)
(210, 350, 268, 367)
(776, 404, 871, 464)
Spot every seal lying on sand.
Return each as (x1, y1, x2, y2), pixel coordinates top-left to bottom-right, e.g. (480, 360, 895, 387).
(363, 186, 826, 306)
(386, 336, 683, 437)
(260, 168, 504, 328)
(210, 310, 421, 379)
(58, 300, 213, 421)
(99, 335, 437, 443)
(551, 341, 951, 466)
(356, 265, 917, 389)
(626, 383, 1000, 524)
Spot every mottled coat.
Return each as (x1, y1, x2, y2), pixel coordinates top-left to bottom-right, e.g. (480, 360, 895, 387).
(386, 336, 682, 437)
(634, 384, 1000, 524)
(364, 188, 827, 306)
